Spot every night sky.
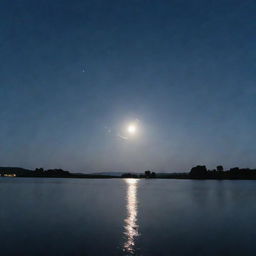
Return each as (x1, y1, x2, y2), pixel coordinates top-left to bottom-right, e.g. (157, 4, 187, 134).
(1, 0, 256, 172)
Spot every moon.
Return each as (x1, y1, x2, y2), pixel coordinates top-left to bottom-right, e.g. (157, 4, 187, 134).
(127, 124, 137, 134)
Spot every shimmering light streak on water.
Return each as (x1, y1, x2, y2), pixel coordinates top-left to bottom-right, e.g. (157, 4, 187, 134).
(123, 179, 139, 255)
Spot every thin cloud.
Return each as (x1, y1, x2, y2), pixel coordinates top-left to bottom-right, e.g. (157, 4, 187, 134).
(117, 133, 129, 140)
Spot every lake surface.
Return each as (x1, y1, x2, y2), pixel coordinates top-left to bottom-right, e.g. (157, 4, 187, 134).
(1, 178, 256, 255)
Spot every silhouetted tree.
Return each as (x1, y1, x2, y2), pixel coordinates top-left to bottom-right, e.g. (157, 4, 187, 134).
(144, 170, 157, 178)
(190, 165, 207, 178)
(34, 168, 44, 175)
(145, 170, 151, 178)
(151, 172, 156, 178)
(230, 167, 239, 173)
(121, 173, 138, 178)
(216, 165, 224, 172)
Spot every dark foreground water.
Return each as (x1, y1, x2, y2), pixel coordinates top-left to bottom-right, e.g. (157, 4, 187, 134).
(1, 178, 256, 256)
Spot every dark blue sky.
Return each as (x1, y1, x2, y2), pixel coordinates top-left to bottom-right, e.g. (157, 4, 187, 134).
(1, 0, 256, 172)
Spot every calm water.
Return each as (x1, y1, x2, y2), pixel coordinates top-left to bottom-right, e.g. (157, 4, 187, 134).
(1, 178, 256, 256)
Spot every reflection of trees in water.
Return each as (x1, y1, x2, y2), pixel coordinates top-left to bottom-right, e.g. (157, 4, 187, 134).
(189, 181, 211, 207)
(189, 180, 236, 209)
(123, 179, 139, 255)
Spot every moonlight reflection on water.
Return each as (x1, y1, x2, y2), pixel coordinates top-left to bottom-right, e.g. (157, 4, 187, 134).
(123, 179, 139, 255)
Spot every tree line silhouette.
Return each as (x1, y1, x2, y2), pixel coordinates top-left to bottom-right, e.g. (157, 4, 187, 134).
(121, 166, 256, 180)
(1, 166, 256, 179)
(121, 170, 156, 178)
(189, 165, 256, 179)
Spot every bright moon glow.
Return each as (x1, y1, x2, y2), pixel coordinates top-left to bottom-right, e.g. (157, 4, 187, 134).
(127, 124, 137, 134)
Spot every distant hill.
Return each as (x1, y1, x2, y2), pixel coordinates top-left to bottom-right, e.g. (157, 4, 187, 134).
(0, 167, 33, 176)
(0, 167, 70, 177)
(0, 167, 120, 178)
(0, 167, 32, 171)
(88, 172, 125, 177)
